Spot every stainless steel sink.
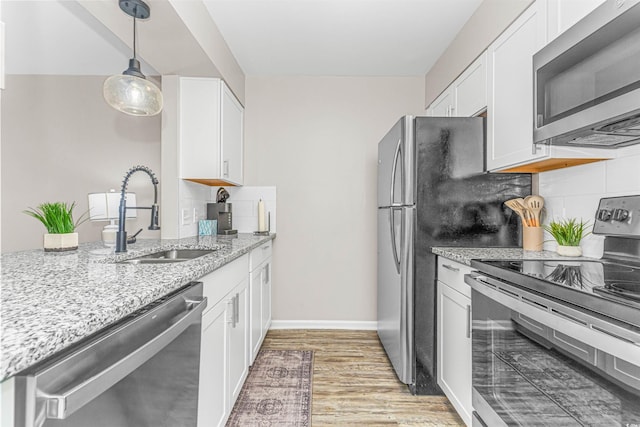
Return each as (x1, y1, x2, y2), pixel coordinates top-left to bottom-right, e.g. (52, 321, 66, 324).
(119, 249, 216, 264)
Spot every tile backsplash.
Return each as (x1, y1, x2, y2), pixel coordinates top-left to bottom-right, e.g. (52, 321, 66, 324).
(538, 145, 640, 257)
(211, 186, 277, 234)
(178, 183, 277, 237)
(178, 180, 213, 238)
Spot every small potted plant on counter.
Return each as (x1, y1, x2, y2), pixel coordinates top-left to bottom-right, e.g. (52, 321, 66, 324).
(543, 218, 590, 257)
(24, 202, 88, 252)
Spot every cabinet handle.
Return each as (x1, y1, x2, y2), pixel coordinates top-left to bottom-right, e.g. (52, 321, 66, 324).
(233, 294, 239, 327)
(264, 264, 270, 285)
(227, 298, 234, 325)
(466, 305, 471, 339)
(223, 160, 229, 177)
(442, 264, 460, 273)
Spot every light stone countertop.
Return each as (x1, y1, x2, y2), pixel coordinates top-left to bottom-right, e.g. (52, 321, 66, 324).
(0, 233, 275, 381)
(431, 247, 595, 266)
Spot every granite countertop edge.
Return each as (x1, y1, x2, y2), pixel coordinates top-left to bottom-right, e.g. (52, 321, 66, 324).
(0, 233, 275, 381)
(431, 246, 596, 266)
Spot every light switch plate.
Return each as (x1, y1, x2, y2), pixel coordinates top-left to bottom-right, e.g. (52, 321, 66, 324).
(181, 208, 191, 226)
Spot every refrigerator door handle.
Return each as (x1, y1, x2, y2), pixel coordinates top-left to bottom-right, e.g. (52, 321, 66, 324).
(389, 207, 401, 274)
(390, 138, 402, 205)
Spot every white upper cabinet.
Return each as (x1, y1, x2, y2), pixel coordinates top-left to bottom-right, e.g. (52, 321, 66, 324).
(427, 88, 454, 117)
(221, 84, 244, 185)
(452, 51, 487, 117)
(486, 1, 549, 171)
(164, 76, 244, 187)
(547, 0, 606, 42)
(427, 52, 487, 118)
(486, 0, 611, 172)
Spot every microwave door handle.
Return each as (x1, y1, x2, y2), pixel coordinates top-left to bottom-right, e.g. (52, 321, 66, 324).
(43, 297, 207, 420)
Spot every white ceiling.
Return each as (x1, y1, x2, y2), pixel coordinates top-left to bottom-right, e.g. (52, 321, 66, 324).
(202, 0, 483, 76)
(3, 0, 481, 77)
(3, 0, 157, 76)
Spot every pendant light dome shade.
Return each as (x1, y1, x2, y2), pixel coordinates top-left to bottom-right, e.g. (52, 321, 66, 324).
(104, 64, 163, 116)
(103, 0, 163, 116)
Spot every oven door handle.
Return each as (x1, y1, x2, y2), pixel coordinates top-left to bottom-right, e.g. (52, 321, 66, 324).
(43, 296, 207, 420)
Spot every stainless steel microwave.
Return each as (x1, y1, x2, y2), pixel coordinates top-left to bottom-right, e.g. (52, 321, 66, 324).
(533, 0, 640, 148)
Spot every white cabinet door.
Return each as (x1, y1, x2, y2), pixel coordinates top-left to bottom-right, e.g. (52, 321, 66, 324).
(249, 267, 263, 364)
(486, 1, 549, 171)
(165, 76, 244, 186)
(453, 51, 487, 117)
(179, 78, 221, 179)
(248, 242, 273, 365)
(221, 83, 244, 185)
(198, 255, 250, 427)
(437, 281, 472, 427)
(547, 0, 606, 41)
(261, 260, 272, 333)
(228, 279, 249, 407)
(429, 88, 454, 117)
(198, 302, 228, 427)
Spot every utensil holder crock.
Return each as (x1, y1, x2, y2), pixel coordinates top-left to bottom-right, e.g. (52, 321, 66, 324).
(523, 227, 543, 251)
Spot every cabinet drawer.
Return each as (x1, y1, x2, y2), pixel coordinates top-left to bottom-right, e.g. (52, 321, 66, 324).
(250, 241, 272, 271)
(437, 258, 472, 298)
(201, 254, 249, 310)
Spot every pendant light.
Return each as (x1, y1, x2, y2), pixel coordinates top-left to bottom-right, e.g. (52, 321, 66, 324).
(103, 0, 163, 116)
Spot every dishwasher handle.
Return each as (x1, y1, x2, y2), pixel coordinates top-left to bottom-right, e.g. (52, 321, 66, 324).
(44, 295, 207, 420)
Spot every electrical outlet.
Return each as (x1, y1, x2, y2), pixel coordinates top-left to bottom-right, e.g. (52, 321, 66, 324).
(181, 208, 191, 226)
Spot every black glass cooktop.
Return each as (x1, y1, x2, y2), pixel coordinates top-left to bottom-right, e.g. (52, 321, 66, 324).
(473, 259, 640, 310)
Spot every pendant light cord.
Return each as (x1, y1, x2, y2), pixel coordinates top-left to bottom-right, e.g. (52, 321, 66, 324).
(132, 6, 138, 61)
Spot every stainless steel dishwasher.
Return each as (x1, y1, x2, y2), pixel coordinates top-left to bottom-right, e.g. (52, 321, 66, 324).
(13, 282, 207, 427)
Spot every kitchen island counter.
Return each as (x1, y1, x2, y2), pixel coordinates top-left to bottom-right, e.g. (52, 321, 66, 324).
(0, 234, 275, 380)
(432, 247, 595, 266)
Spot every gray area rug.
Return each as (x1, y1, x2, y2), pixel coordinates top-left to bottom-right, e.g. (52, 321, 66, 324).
(226, 350, 314, 427)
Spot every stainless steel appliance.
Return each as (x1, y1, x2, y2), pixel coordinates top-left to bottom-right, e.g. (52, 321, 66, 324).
(14, 282, 207, 427)
(376, 116, 531, 394)
(533, 0, 640, 148)
(466, 195, 640, 426)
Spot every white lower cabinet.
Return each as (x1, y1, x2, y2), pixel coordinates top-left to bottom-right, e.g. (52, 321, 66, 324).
(197, 255, 249, 427)
(249, 241, 273, 364)
(198, 302, 228, 427)
(437, 258, 472, 426)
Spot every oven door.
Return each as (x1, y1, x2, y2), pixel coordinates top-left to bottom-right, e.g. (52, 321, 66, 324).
(466, 273, 640, 427)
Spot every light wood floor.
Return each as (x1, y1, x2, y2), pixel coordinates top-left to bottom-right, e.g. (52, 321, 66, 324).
(262, 329, 464, 426)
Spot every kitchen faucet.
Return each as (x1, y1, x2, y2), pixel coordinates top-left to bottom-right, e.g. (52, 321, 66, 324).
(116, 165, 160, 252)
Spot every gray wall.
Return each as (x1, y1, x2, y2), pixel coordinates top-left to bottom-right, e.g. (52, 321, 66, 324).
(1, 75, 161, 252)
(424, 0, 532, 107)
(244, 76, 424, 323)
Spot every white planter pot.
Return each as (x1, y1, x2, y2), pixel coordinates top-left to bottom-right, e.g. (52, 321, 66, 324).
(556, 245, 582, 257)
(43, 232, 78, 252)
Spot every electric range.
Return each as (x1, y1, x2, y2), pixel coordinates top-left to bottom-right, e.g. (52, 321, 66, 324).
(470, 258, 640, 329)
(466, 195, 640, 427)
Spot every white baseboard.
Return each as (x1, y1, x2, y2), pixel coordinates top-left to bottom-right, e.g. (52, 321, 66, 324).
(269, 320, 377, 330)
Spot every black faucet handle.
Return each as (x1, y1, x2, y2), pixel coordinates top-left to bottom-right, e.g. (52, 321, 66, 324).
(149, 204, 160, 230)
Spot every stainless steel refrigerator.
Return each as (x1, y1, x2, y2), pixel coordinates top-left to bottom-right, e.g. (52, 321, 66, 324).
(377, 116, 531, 394)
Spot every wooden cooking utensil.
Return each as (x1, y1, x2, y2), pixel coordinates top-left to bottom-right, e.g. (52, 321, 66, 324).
(505, 199, 532, 227)
(527, 195, 544, 227)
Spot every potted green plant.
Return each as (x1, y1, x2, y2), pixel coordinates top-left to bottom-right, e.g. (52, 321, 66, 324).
(24, 202, 88, 252)
(543, 218, 590, 257)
